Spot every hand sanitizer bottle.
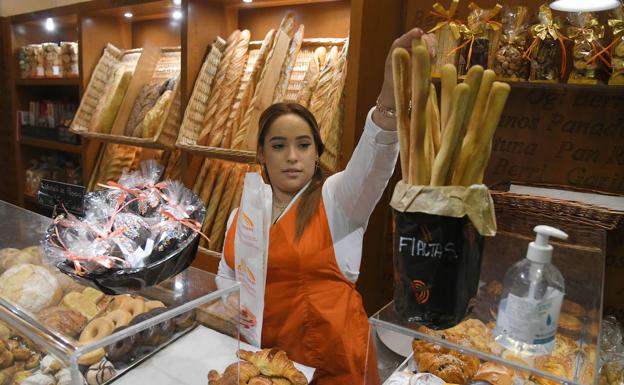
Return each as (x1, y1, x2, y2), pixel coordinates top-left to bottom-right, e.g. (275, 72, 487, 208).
(494, 225, 568, 355)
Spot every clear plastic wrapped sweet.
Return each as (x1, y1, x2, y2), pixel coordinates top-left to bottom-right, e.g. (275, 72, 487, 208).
(42, 160, 206, 278)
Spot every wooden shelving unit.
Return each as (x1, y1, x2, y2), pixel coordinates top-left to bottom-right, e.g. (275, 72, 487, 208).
(15, 77, 80, 86)
(0, 0, 405, 305)
(20, 137, 82, 154)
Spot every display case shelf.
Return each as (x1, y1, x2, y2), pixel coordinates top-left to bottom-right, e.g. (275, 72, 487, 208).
(0, 200, 242, 385)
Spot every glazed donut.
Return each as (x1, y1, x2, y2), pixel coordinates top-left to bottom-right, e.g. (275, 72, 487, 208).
(105, 326, 138, 363)
(80, 317, 114, 344)
(79, 317, 114, 366)
(106, 310, 132, 329)
(118, 298, 145, 319)
(144, 300, 165, 312)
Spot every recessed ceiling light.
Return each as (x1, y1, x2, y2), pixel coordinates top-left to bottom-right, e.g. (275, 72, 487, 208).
(243, 0, 253, 3)
(173, 0, 182, 5)
(172, 10, 183, 20)
(549, 0, 620, 12)
(124, 12, 133, 18)
(45, 17, 55, 31)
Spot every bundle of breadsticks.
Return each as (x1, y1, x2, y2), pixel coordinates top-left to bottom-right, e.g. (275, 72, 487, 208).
(392, 38, 510, 187)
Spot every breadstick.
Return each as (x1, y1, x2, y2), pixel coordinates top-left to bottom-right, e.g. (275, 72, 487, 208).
(430, 83, 471, 186)
(461, 82, 511, 185)
(452, 69, 495, 185)
(425, 83, 441, 174)
(408, 40, 431, 185)
(447, 65, 483, 183)
(200, 160, 220, 206)
(193, 158, 211, 194)
(391, 48, 411, 182)
(440, 64, 457, 134)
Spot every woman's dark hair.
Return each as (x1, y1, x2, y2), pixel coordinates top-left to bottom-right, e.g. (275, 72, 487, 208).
(258, 103, 326, 239)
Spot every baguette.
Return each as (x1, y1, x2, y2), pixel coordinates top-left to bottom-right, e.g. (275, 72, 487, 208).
(447, 65, 483, 177)
(193, 158, 212, 194)
(200, 160, 220, 206)
(202, 162, 234, 249)
(459, 82, 511, 185)
(205, 30, 251, 147)
(298, 47, 325, 108)
(391, 47, 411, 182)
(425, 83, 440, 174)
(430, 83, 471, 186)
(210, 164, 244, 251)
(199, 30, 242, 142)
(231, 29, 276, 149)
(440, 63, 457, 134)
(273, 24, 305, 103)
(408, 40, 431, 185)
(452, 69, 496, 185)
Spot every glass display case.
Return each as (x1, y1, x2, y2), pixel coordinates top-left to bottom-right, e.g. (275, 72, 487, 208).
(369, 204, 608, 385)
(0, 200, 241, 385)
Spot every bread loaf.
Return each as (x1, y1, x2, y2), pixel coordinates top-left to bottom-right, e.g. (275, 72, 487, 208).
(91, 69, 132, 133)
(125, 81, 166, 137)
(273, 25, 305, 103)
(141, 89, 173, 138)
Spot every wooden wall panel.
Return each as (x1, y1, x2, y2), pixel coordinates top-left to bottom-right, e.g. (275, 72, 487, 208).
(346, 0, 404, 315)
(0, 17, 19, 204)
(237, 1, 350, 38)
(132, 18, 181, 49)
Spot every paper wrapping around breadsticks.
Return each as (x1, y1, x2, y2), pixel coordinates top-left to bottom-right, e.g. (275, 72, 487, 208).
(390, 181, 496, 236)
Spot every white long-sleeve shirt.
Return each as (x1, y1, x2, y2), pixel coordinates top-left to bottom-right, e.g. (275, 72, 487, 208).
(217, 108, 399, 283)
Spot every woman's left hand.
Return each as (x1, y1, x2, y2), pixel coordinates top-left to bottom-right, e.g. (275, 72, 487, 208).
(377, 28, 437, 114)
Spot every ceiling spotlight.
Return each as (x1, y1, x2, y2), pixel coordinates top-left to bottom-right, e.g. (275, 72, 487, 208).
(172, 10, 183, 20)
(243, 0, 253, 3)
(549, 0, 621, 12)
(124, 12, 133, 18)
(45, 17, 55, 31)
(173, 0, 182, 5)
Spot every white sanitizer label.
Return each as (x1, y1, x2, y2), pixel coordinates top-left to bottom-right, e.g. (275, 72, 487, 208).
(496, 288, 564, 345)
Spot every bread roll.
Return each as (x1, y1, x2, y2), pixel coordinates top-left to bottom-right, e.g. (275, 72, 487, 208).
(474, 362, 514, 385)
(0, 264, 62, 313)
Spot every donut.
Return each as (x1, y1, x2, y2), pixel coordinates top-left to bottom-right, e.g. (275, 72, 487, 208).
(144, 300, 165, 312)
(86, 358, 116, 385)
(173, 310, 196, 331)
(106, 310, 132, 330)
(79, 317, 114, 366)
(129, 312, 160, 346)
(118, 298, 145, 319)
(150, 308, 175, 344)
(105, 325, 138, 363)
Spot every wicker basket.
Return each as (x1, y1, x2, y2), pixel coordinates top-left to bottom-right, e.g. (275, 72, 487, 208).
(176, 38, 347, 163)
(72, 45, 182, 150)
(490, 182, 623, 231)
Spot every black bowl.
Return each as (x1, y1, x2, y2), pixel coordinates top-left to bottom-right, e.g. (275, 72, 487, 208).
(49, 188, 206, 295)
(56, 234, 201, 295)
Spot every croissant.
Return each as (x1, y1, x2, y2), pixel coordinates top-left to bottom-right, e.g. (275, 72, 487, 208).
(248, 376, 273, 385)
(208, 362, 260, 385)
(474, 362, 514, 385)
(238, 349, 307, 385)
(270, 378, 292, 385)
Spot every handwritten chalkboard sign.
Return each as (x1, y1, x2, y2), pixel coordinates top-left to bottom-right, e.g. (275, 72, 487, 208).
(37, 179, 85, 216)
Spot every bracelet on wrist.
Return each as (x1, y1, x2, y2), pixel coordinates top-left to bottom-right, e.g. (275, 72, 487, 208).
(375, 98, 411, 119)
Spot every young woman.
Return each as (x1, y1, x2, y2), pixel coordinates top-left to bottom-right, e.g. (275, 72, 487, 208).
(218, 28, 435, 385)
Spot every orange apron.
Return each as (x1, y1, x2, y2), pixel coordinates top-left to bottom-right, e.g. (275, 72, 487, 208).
(224, 198, 380, 385)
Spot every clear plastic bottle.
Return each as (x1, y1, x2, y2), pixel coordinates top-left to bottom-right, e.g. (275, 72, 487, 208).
(494, 225, 568, 355)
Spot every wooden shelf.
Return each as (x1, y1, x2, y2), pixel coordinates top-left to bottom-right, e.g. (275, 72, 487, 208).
(15, 78, 80, 86)
(20, 137, 82, 154)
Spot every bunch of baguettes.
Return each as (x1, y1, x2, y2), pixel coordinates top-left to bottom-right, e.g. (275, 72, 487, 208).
(193, 159, 262, 251)
(88, 144, 183, 191)
(392, 38, 511, 187)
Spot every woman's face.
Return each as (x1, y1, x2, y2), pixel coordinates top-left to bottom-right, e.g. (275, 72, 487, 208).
(258, 113, 317, 194)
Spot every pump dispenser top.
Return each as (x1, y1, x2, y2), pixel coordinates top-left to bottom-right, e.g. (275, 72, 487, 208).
(526, 225, 568, 264)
